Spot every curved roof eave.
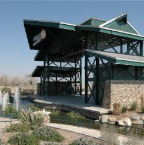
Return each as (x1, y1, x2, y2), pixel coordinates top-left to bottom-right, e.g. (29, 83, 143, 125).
(24, 19, 76, 31)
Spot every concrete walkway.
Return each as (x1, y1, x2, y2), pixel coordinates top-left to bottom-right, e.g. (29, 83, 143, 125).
(46, 123, 144, 145)
(28, 95, 112, 115)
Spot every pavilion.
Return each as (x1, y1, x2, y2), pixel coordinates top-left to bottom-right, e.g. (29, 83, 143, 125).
(24, 13, 144, 108)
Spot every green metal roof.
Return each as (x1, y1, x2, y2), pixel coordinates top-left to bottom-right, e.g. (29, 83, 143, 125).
(81, 18, 105, 27)
(24, 20, 76, 31)
(86, 49, 144, 67)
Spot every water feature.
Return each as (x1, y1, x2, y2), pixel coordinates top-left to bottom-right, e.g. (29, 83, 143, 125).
(0, 90, 2, 105)
(13, 86, 21, 111)
(2, 92, 9, 111)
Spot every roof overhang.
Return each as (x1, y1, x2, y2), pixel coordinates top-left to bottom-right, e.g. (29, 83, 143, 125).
(86, 50, 144, 67)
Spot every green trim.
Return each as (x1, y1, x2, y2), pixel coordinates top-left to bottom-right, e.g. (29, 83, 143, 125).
(116, 60, 144, 66)
(86, 50, 144, 67)
(99, 28, 144, 41)
(77, 26, 144, 41)
(24, 20, 75, 31)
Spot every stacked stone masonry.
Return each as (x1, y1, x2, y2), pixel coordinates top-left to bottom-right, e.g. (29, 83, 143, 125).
(103, 80, 144, 109)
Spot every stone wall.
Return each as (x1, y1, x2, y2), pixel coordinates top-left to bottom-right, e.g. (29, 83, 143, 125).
(102, 80, 144, 109)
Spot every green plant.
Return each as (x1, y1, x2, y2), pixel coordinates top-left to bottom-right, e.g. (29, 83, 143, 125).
(32, 127, 64, 142)
(141, 105, 144, 113)
(113, 102, 121, 115)
(66, 111, 85, 120)
(19, 110, 44, 130)
(51, 110, 61, 116)
(6, 123, 31, 132)
(5, 105, 16, 115)
(121, 105, 128, 113)
(130, 101, 137, 111)
(8, 133, 39, 145)
(70, 137, 97, 145)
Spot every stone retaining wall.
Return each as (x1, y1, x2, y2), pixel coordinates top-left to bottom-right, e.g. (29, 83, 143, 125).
(103, 80, 144, 109)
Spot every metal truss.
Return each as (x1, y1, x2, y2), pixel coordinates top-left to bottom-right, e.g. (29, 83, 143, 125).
(85, 31, 144, 106)
(40, 53, 82, 96)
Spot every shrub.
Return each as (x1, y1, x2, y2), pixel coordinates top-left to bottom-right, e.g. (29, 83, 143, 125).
(20, 110, 44, 130)
(70, 137, 97, 145)
(6, 123, 31, 132)
(51, 110, 61, 116)
(141, 105, 144, 113)
(8, 133, 39, 145)
(32, 127, 64, 142)
(121, 105, 128, 113)
(1, 87, 11, 94)
(5, 105, 16, 115)
(113, 102, 121, 115)
(66, 111, 85, 120)
(141, 95, 144, 107)
(130, 101, 137, 111)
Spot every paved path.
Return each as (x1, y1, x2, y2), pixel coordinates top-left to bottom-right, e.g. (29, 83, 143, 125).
(47, 123, 144, 145)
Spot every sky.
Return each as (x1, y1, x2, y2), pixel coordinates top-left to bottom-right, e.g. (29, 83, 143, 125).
(0, 1, 144, 79)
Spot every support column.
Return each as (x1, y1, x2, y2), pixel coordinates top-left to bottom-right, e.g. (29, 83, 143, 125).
(140, 40, 143, 56)
(120, 38, 123, 54)
(56, 72, 58, 95)
(135, 66, 138, 80)
(80, 57, 82, 95)
(96, 57, 99, 105)
(85, 53, 88, 103)
(110, 63, 113, 80)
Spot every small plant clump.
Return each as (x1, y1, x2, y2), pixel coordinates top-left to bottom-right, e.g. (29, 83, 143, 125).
(121, 105, 128, 113)
(8, 133, 40, 145)
(6, 123, 31, 132)
(113, 102, 121, 115)
(66, 111, 85, 120)
(130, 101, 137, 111)
(32, 127, 64, 142)
(19, 110, 44, 130)
(51, 110, 61, 116)
(70, 137, 97, 145)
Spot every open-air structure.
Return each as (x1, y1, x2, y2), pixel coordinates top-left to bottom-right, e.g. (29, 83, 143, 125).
(24, 13, 144, 108)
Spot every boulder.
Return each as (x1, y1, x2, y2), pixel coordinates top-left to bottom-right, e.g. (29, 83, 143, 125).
(116, 118, 132, 126)
(100, 115, 108, 123)
(131, 114, 141, 121)
(132, 120, 143, 125)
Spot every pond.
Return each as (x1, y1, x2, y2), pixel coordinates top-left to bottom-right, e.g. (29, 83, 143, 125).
(49, 109, 144, 140)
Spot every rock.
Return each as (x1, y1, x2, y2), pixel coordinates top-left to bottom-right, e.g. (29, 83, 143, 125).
(108, 117, 116, 122)
(116, 118, 132, 126)
(140, 116, 144, 121)
(131, 114, 141, 120)
(100, 115, 108, 123)
(132, 120, 143, 125)
(108, 121, 115, 125)
(33, 110, 51, 116)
